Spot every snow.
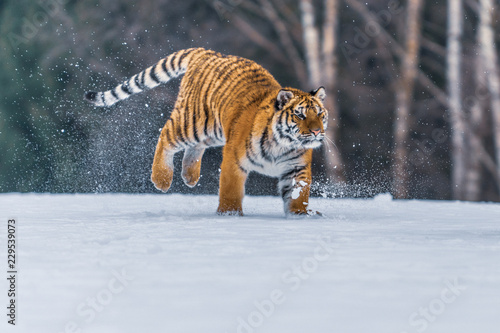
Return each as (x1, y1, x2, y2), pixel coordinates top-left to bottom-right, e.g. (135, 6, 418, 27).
(1, 193, 500, 333)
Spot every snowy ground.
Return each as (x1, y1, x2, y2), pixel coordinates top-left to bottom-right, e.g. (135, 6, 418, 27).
(1, 193, 499, 333)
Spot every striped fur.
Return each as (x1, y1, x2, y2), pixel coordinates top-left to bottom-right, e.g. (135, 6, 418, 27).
(85, 48, 328, 216)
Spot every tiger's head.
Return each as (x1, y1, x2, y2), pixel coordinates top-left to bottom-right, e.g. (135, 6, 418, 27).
(274, 87, 328, 149)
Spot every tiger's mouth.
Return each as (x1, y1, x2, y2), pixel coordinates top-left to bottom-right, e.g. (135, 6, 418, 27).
(298, 133, 324, 148)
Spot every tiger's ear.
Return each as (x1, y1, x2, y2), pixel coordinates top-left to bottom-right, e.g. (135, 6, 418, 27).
(311, 86, 326, 102)
(276, 89, 294, 110)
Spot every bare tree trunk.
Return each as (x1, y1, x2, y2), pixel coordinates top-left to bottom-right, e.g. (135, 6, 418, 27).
(321, 0, 345, 183)
(447, 0, 468, 200)
(392, 0, 424, 199)
(464, 47, 486, 201)
(479, 0, 500, 192)
(299, 0, 322, 87)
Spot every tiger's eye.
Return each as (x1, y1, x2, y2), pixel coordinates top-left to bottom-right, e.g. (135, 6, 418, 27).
(294, 106, 306, 118)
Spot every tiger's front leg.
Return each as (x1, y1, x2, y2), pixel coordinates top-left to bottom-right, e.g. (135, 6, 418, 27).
(279, 163, 314, 216)
(217, 145, 248, 216)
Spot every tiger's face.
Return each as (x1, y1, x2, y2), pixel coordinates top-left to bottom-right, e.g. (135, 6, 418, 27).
(274, 87, 328, 149)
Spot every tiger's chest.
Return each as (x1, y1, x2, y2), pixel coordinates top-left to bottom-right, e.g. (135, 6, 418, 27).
(241, 136, 306, 178)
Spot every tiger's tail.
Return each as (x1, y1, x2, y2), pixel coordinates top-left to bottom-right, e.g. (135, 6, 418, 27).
(84, 48, 202, 107)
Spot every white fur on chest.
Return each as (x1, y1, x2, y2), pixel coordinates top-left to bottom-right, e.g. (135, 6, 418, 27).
(243, 137, 305, 178)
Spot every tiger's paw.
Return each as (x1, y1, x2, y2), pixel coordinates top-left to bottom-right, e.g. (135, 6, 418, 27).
(181, 169, 201, 188)
(151, 170, 173, 193)
(216, 208, 243, 216)
(217, 199, 244, 216)
(287, 209, 324, 218)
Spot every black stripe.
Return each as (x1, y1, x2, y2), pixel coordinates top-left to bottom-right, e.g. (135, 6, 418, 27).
(274, 149, 299, 161)
(203, 116, 210, 138)
(139, 70, 146, 89)
(172, 51, 183, 73)
(182, 106, 190, 143)
(237, 162, 248, 174)
(192, 55, 224, 143)
(250, 78, 277, 87)
(245, 137, 264, 169)
(175, 113, 189, 145)
(149, 65, 160, 84)
(163, 55, 174, 77)
(281, 185, 293, 199)
(176, 49, 191, 70)
(276, 112, 294, 143)
(121, 82, 131, 95)
(110, 87, 119, 100)
(160, 58, 171, 80)
(227, 95, 265, 141)
(192, 110, 200, 143)
(134, 75, 143, 91)
(169, 53, 180, 76)
(296, 170, 308, 179)
(234, 149, 249, 174)
(180, 80, 199, 144)
(259, 117, 273, 162)
(246, 150, 264, 168)
(100, 93, 106, 106)
(217, 122, 224, 140)
(276, 150, 304, 163)
(216, 72, 272, 110)
(213, 60, 249, 108)
(190, 60, 207, 143)
(276, 112, 286, 138)
(213, 122, 221, 141)
(280, 166, 306, 181)
(165, 119, 177, 147)
(203, 58, 235, 138)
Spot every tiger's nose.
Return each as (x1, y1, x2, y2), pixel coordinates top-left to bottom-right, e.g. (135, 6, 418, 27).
(310, 128, 321, 136)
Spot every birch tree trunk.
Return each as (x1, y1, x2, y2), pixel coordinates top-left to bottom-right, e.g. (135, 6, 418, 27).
(299, 0, 321, 87)
(300, 0, 345, 183)
(392, 0, 424, 199)
(321, 0, 345, 182)
(464, 48, 487, 201)
(478, 0, 500, 193)
(447, 0, 468, 200)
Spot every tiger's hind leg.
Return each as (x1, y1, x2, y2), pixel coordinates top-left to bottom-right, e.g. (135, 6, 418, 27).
(151, 127, 179, 192)
(217, 144, 248, 216)
(181, 146, 206, 187)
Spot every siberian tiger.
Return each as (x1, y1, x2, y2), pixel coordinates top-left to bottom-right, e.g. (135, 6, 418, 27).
(85, 48, 327, 216)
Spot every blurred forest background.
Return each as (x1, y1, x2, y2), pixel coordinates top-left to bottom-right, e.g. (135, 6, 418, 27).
(1, 0, 500, 201)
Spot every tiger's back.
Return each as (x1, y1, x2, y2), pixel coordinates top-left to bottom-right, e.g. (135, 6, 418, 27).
(85, 48, 328, 216)
(164, 48, 281, 149)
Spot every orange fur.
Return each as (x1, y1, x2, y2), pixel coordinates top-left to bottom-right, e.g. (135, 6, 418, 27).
(85, 48, 328, 216)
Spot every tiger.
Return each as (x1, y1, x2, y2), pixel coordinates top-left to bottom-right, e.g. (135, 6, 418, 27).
(85, 47, 328, 216)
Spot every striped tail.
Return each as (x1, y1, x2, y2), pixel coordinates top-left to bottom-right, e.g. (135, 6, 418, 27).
(84, 48, 201, 107)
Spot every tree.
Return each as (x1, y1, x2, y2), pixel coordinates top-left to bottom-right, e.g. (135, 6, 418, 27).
(299, 0, 345, 183)
(478, 0, 500, 190)
(447, 0, 468, 200)
(392, 0, 424, 199)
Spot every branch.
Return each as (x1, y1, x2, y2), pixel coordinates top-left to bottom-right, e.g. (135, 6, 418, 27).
(421, 37, 447, 58)
(228, 13, 289, 64)
(273, 0, 303, 43)
(258, 0, 308, 83)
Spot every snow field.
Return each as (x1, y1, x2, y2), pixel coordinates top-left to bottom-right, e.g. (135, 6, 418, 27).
(0, 193, 499, 333)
